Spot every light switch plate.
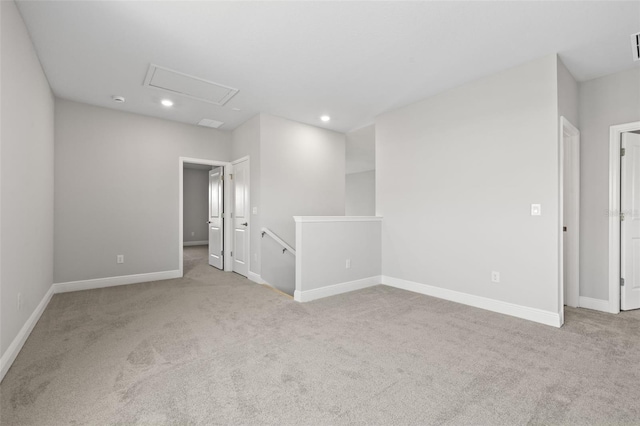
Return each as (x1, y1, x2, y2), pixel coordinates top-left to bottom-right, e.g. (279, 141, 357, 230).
(531, 204, 542, 216)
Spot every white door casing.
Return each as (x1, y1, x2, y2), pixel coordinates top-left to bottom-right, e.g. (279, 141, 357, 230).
(621, 132, 640, 311)
(208, 167, 224, 269)
(179, 157, 231, 278)
(232, 158, 250, 277)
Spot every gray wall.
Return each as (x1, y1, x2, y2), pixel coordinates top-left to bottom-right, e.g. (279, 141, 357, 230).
(261, 237, 295, 295)
(557, 57, 579, 128)
(54, 99, 231, 283)
(346, 171, 375, 216)
(376, 55, 560, 314)
(579, 67, 640, 301)
(231, 115, 261, 275)
(346, 124, 375, 174)
(346, 124, 375, 216)
(183, 168, 209, 243)
(296, 219, 381, 292)
(260, 114, 346, 245)
(1, 0, 55, 357)
(259, 114, 345, 287)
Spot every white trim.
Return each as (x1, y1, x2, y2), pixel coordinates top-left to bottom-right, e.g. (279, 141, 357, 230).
(248, 271, 265, 285)
(53, 270, 180, 293)
(294, 276, 381, 302)
(381, 276, 561, 328)
(179, 157, 231, 278)
(231, 155, 249, 165)
(183, 240, 208, 247)
(0, 285, 54, 383)
(578, 296, 610, 313)
(295, 219, 303, 294)
(293, 216, 383, 223)
(608, 122, 640, 314)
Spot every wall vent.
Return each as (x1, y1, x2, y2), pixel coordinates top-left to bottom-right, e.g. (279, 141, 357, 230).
(198, 118, 225, 129)
(632, 32, 640, 61)
(144, 64, 238, 106)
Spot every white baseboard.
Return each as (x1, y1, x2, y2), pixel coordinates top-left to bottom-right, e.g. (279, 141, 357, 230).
(294, 276, 381, 303)
(0, 285, 54, 383)
(53, 270, 180, 293)
(579, 296, 610, 313)
(248, 272, 265, 285)
(381, 275, 561, 328)
(183, 241, 208, 247)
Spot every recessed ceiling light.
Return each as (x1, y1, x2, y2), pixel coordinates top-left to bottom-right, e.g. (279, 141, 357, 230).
(112, 95, 125, 103)
(320, 115, 330, 122)
(161, 99, 174, 107)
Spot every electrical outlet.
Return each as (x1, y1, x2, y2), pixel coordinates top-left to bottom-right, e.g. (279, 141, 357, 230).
(252, 207, 258, 214)
(17, 293, 22, 311)
(117, 255, 124, 264)
(346, 259, 351, 269)
(491, 271, 500, 283)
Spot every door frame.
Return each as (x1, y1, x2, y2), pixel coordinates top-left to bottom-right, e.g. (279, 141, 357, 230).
(559, 117, 580, 316)
(179, 157, 233, 277)
(608, 121, 640, 314)
(231, 156, 251, 277)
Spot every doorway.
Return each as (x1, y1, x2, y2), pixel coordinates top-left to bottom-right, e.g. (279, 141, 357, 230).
(608, 122, 640, 313)
(179, 157, 232, 277)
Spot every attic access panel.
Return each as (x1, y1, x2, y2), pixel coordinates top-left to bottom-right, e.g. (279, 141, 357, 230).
(144, 64, 239, 106)
(198, 118, 225, 129)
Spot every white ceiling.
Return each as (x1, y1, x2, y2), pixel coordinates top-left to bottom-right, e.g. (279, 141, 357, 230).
(16, 1, 640, 133)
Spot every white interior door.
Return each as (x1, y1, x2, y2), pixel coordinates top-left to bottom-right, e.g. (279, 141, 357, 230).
(208, 167, 223, 269)
(621, 132, 640, 311)
(562, 122, 580, 308)
(232, 159, 250, 277)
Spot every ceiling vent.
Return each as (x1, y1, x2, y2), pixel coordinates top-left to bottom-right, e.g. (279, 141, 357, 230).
(198, 118, 225, 129)
(632, 32, 640, 61)
(144, 64, 238, 106)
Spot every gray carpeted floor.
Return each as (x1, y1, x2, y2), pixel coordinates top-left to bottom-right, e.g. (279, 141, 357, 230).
(1, 246, 639, 425)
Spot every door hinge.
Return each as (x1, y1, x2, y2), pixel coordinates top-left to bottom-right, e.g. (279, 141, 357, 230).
(229, 173, 233, 180)
(220, 174, 224, 181)
(221, 250, 223, 255)
(621, 147, 626, 157)
(621, 277, 625, 287)
(621, 212, 625, 221)
(230, 251, 233, 257)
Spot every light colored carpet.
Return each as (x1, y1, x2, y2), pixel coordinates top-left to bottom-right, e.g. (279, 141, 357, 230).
(1, 246, 639, 425)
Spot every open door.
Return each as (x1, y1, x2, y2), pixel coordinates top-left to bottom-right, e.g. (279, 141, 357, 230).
(562, 118, 580, 308)
(232, 159, 250, 277)
(208, 167, 223, 269)
(621, 132, 640, 311)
